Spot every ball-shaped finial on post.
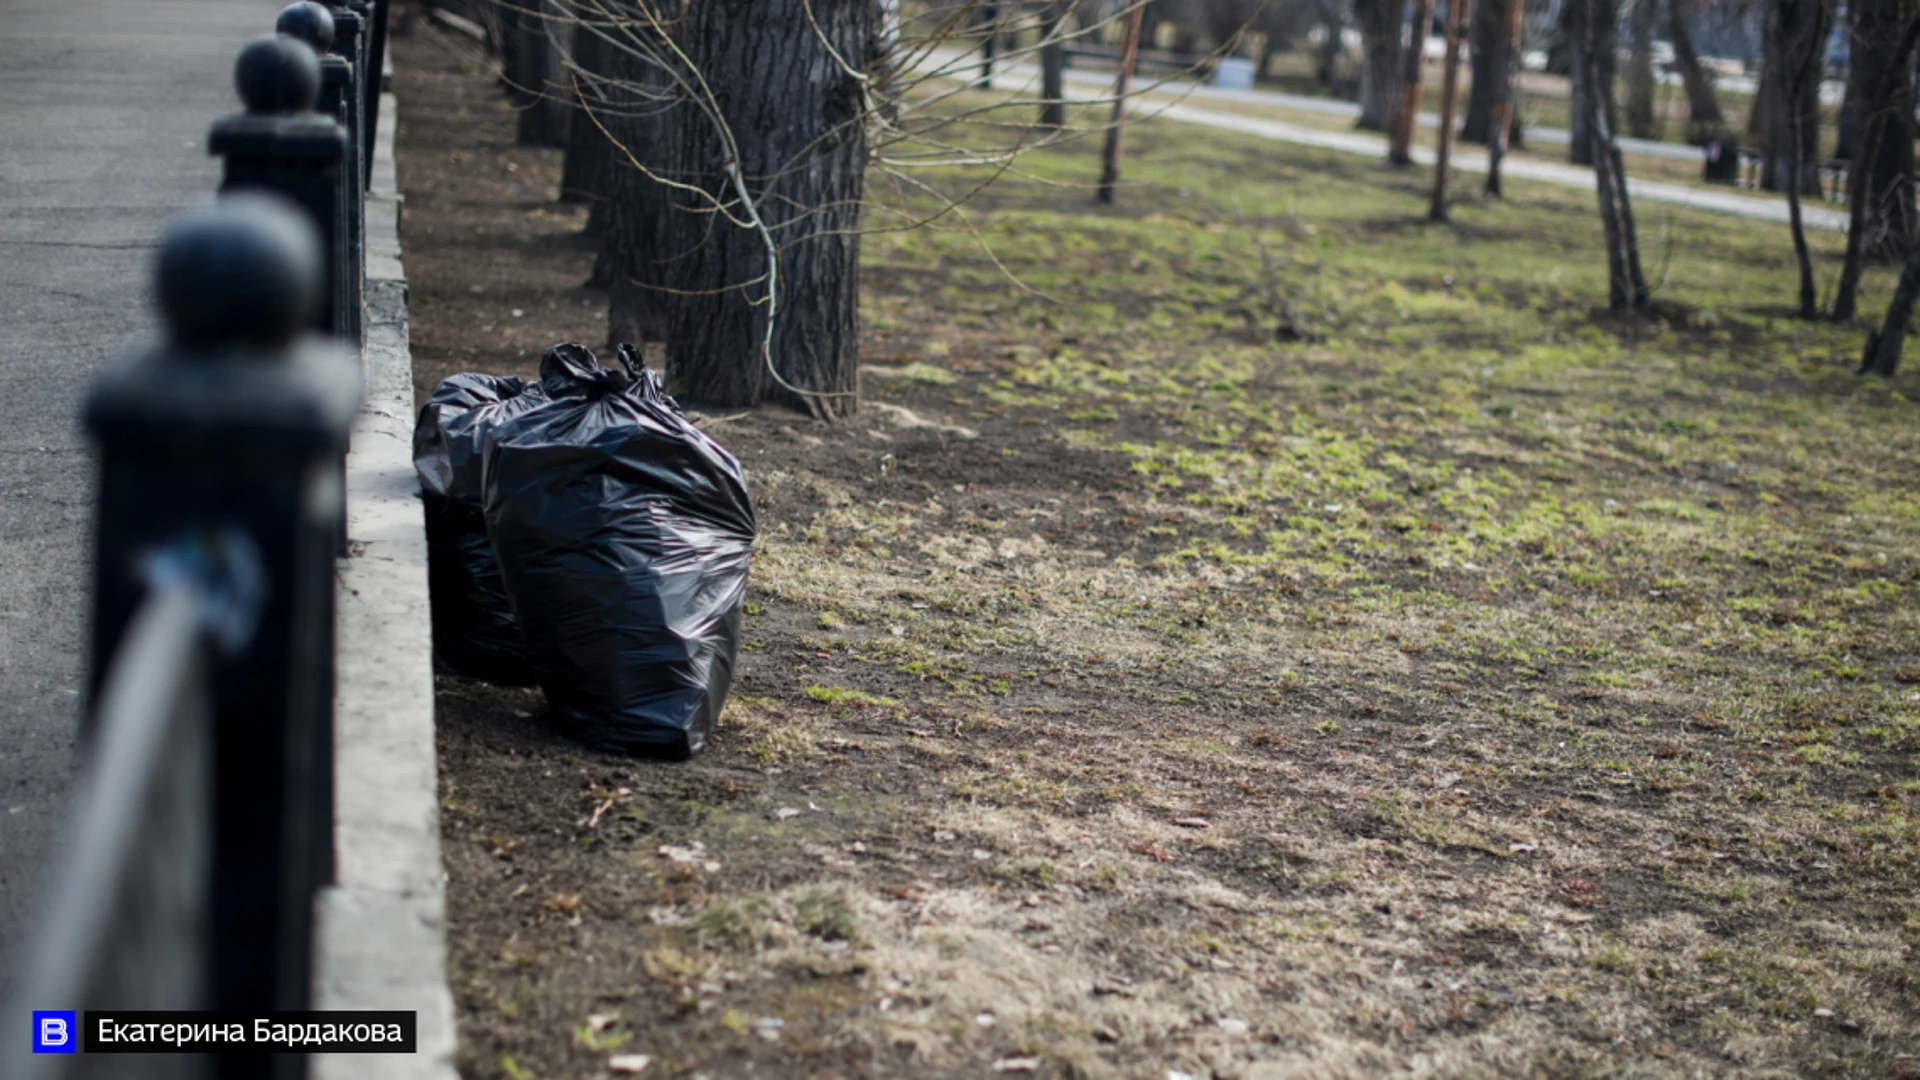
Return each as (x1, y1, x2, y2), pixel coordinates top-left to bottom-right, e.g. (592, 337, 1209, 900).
(156, 193, 324, 352)
(275, 2, 336, 53)
(234, 34, 322, 115)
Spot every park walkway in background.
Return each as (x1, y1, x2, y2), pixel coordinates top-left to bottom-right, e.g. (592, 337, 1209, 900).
(933, 49, 1848, 233)
(0, 0, 285, 992)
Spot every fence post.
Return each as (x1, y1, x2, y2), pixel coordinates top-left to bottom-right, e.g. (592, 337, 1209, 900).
(327, 3, 369, 343)
(276, 3, 364, 352)
(210, 36, 353, 345)
(85, 194, 361, 1062)
(363, 0, 391, 185)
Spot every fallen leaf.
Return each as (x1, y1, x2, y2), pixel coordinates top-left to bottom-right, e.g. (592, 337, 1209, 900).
(541, 892, 584, 916)
(658, 842, 707, 863)
(1127, 841, 1176, 863)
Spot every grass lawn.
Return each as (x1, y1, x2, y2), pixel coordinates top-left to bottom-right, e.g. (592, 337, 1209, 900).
(401, 25, 1920, 1080)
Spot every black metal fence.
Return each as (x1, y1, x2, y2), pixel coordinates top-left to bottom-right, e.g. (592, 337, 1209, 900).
(1, 4, 390, 1078)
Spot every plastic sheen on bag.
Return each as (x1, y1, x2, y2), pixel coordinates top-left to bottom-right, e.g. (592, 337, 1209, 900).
(414, 373, 548, 685)
(482, 343, 756, 759)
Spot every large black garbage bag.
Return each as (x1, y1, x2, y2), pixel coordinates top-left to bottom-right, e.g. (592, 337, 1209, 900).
(482, 342, 756, 758)
(414, 372, 547, 684)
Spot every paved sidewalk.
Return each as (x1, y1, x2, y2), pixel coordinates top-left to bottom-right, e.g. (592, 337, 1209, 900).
(0, 0, 285, 989)
(928, 49, 1845, 232)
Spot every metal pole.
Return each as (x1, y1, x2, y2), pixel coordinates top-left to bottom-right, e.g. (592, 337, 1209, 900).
(85, 194, 361, 1078)
(1096, 2, 1146, 204)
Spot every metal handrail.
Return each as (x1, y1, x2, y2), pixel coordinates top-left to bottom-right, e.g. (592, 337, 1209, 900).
(0, 573, 218, 1079)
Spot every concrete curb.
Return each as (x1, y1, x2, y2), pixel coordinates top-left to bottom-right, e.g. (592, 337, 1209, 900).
(313, 89, 459, 1079)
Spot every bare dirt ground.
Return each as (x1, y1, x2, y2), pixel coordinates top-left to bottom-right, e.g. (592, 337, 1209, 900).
(395, 22, 1919, 1080)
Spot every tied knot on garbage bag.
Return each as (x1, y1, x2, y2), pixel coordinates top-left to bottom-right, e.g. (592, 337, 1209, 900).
(413, 342, 756, 759)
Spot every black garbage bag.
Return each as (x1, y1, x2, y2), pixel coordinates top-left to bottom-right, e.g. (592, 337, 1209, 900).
(482, 342, 756, 758)
(414, 372, 547, 684)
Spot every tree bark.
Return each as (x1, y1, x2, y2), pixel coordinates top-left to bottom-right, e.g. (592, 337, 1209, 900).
(596, 25, 676, 339)
(1098, 3, 1147, 203)
(1573, 0, 1648, 310)
(1843, 0, 1918, 262)
(509, 0, 571, 148)
(1390, 0, 1437, 164)
(1314, 0, 1346, 86)
(1354, 0, 1409, 130)
(1040, 14, 1067, 129)
(1834, 13, 1920, 321)
(1566, 0, 1618, 166)
(1861, 236, 1920, 375)
(977, 1, 1000, 88)
(1431, 0, 1470, 219)
(1484, 0, 1526, 193)
(1461, 0, 1516, 143)
(559, 18, 613, 206)
(1666, 0, 1726, 142)
(1626, 0, 1658, 138)
(1758, 0, 1828, 195)
(660, 0, 875, 417)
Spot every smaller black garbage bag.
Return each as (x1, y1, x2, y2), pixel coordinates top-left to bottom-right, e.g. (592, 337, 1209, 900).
(482, 343, 756, 758)
(414, 372, 548, 684)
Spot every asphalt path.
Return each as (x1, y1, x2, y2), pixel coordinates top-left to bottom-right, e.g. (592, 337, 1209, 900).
(926, 48, 1846, 231)
(0, 0, 283, 991)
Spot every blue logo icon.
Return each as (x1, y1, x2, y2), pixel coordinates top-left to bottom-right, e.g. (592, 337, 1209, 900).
(32, 1011, 75, 1054)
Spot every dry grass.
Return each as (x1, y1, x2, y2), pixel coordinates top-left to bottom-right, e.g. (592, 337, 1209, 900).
(397, 23, 1920, 1080)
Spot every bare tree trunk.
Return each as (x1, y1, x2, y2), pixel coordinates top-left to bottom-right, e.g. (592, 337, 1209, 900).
(1390, 0, 1437, 164)
(509, 0, 570, 148)
(1461, 0, 1516, 142)
(1567, 0, 1618, 165)
(1834, 14, 1920, 321)
(1573, 0, 1649, 310)
(1098, 2, 1147, 203)
(978, 1, 1000, 88)
(1861, 237, 1920, 375)
(1759, 0, 1829, 195)
(1354, 0, 1409, 129)
(1667, 0, 1726, 142)
(1767, 0, 1831, 314)
(1786, 95, 1819, 317)
(1315, 0, 1346, 85)
(559, 17, 612, 207)
(1626, 0, 1657, 138)
(660, 0, 875, 417)
(596, 34, 675, 336)
(1431, 0, 1470, 219)
(1844, 0, 1918, 262)
(1040, 12, 1067, 129)
(1484, 0, 1526, 193)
